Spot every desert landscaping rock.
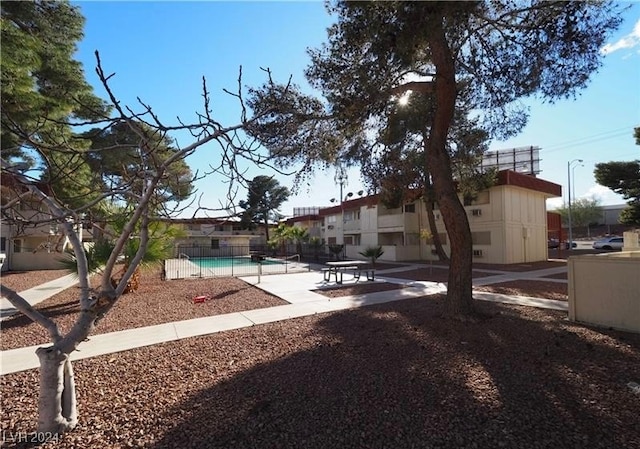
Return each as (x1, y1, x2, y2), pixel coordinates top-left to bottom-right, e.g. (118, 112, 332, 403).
(474, 280, 567, 301)
(1, 268, 638, 448)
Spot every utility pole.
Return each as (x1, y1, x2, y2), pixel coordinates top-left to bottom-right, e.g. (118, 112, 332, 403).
(567, 158, 583, 250)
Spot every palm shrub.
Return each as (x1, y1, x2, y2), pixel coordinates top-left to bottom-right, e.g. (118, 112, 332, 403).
(328, 243, 344, 260)
(60, 218, 183, 293)
(288, 226, 309, 256)
(309, 237, 322, 261)
(359, 245, 384, 267)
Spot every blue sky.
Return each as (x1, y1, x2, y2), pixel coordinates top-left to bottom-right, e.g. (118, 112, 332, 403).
(75, 1, 640, 217)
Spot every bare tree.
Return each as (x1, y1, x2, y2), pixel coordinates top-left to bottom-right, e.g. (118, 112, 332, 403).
(0, 53, 289, 436)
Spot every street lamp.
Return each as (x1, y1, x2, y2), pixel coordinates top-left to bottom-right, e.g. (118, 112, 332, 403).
(567, 158, 583, 250)
(334, 164, 348, 246)
(572, 162, 584, 200)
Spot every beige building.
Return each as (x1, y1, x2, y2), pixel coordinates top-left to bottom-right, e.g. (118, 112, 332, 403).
(316, 170, 561, 265)
(167, 217, 267, 257)
(0, 171, 87, 271)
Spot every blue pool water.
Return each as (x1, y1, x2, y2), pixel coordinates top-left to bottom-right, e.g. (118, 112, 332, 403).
(191, 257, 284, 268)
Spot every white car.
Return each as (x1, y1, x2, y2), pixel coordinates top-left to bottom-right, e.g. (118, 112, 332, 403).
(592, 236, 624, 250)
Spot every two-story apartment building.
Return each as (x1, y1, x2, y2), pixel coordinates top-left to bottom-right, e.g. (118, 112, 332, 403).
(284, 209, 324, 241)
(0, 170, 87, 271)
(316, 170, 561, 264)
(168, 217, 267, 257)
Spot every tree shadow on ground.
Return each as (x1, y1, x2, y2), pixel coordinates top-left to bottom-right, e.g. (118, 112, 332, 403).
(150, 297, 640, 449)
(0, 300, 79, 331)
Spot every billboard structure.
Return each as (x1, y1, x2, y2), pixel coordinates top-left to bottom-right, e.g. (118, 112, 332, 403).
(480, 146, 541, 176)
(293, 207, 320, 217)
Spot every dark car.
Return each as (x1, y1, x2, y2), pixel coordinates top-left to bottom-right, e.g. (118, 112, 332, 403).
(548, 239, 576, 249)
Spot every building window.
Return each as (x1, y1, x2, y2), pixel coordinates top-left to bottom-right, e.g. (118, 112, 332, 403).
(327, 215, 337, 223)
(404, 203, 416, 213)
(14, 239, 23, 253)
(472, 231, 492, 245)
(327, 237, 337, 245)
(211, 239, 220, 249)
(344, 236, 353, 245)
(473, 191, 490, 205)
(0, 237, 5, 252)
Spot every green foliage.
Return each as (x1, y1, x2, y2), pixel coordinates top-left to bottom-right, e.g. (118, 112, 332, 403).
(598, 168, 640, 225)
(58, 239, 115, 276)
(358, 245, 384, 266)
(60, 209, 184, 275)
(594, 145, 640, 225)
(1, 0, 108, 165)
(80, 121, 193, 206)
(554, 198, 603, 228)
(239, 176, 290, 241)
(248, 0, 622, 311)
(594, 161, 640, 201)
(327, 243, 344, 261)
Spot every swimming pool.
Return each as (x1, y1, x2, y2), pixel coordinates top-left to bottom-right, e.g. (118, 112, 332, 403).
(190, 256, 284, 268)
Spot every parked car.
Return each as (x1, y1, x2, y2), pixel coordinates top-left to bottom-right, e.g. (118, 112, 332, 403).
(548, 239, 576, 249)
(592, 236, 624, 250)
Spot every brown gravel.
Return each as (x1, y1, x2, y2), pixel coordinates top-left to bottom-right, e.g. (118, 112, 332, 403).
(543, 272, 568, 280)
(472, 260, 566, 272)
(412, 260, 567, 272)
(2, 296, 639, 449)
(0, 269, 286, 351)
(314, 282, 407, 298)
(4, 265, 637, 449)
(475, 280, 568, 301)
(0, 270, 70, 293)
(387, 267, 496, 283)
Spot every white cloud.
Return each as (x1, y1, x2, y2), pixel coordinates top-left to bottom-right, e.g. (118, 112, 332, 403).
(601, 18, 640, 55)
(546, 184, 626, 211)
(581, 184, 626, 206)
(547, 197, 564, 211)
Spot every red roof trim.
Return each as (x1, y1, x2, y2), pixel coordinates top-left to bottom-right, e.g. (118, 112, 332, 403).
(496, 170, 561, 197)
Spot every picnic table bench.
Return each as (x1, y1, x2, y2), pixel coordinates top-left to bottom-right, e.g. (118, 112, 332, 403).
(249, 251, 266, 262)
(323, 261, 375, 284)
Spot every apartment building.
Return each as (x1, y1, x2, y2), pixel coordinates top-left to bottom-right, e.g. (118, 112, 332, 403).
(168, 217, 267, 256)
(0, 171, 87, 271)
(317, 170, 561, 264)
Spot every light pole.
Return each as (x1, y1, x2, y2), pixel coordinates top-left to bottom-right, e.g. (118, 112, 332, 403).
(334, 165, 347, 247)
(567, 158, 583, 250)
(572, 162, 583, 201)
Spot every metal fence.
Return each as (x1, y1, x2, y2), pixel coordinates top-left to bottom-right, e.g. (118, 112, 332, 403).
(163, 244, 343, 280)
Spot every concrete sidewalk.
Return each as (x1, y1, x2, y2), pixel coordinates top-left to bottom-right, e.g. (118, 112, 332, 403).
(1, 268, 567, 376)
(1, 273, 79, 319)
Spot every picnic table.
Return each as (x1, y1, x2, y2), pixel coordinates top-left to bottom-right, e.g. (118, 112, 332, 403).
(249, 251, 266, 262)
(322, 260, 375, 284)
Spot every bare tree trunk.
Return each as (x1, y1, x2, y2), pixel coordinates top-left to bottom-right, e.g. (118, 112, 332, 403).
(36, 347, 78, 435)
(427, 17, 474, 317)
(424, 193, 449, 262)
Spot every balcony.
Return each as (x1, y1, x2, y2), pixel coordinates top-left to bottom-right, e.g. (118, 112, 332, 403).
(343, 219, 361, 231)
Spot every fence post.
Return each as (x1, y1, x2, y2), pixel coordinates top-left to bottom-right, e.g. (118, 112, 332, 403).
(257, 260, 262, 284)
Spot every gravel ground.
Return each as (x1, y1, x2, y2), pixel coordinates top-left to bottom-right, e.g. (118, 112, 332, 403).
(0, 270, 70, 293)
(2, 297, 639, 449)
(5, 264, 635, 448)
(382, 268, 497, 283)
(314, 282, 407, 298)
(0, 270, 286, 351)
(474, 280, 568, 301)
